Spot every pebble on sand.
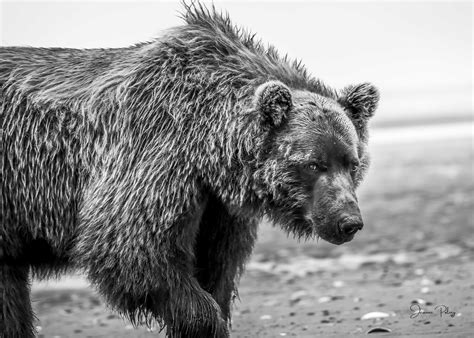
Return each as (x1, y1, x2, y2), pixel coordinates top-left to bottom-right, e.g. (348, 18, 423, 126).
(411, 298, 426, 305)
(289, 290, 308, 304)
(367, 327, 392, 334)
(361, 312, 390, 320)
(318, 296, 332, 303)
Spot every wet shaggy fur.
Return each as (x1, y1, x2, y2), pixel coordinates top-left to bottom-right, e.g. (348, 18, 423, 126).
(0, 3, 379, 337)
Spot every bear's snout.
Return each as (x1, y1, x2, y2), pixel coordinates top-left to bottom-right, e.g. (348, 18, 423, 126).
(338, 217, 364, 238)
(335, 192, 363, 242)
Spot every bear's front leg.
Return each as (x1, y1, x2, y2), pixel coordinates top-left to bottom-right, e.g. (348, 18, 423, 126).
(195, 195, 258, 322)
(164, 276, 229, 337)
(75, 176, 230, 337)
(0, 263, 35, 338)
(77, 218, 230, 337)
(157, 222, 230, 338)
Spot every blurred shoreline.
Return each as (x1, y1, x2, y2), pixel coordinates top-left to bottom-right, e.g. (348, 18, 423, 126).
(370, 120, 473, 145)
(371, 113, 472, 129)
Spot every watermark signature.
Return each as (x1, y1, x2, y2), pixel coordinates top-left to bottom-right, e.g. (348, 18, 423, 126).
(410, 304, 456, 319)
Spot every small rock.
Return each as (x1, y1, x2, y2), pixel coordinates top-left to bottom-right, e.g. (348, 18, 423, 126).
(318, 296, 332, 303)
(421, 287, 430, 294)
(279, 333, 287, 336)
(420, 277, 434, 286)
(333, 280, 345, 288)
(89, 297, 101, 307)
(414, 268, 424, 276)
(290, 290, 308, 305)
(35, 326, 42, 332)
(361, 312, 390, 320)
(353, 297, 362, 303)
(411, 298, 426, 305)
(260, 314, 272, 320)
(367, 327, 392, 334)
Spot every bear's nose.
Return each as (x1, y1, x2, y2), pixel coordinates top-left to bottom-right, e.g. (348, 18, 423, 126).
(339, 220, 363, 235)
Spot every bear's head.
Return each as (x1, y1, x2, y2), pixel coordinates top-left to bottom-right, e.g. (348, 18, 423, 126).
(253, 81, 379, 245)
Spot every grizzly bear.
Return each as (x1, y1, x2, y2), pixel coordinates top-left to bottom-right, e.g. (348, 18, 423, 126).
(0, 2, 379, 337)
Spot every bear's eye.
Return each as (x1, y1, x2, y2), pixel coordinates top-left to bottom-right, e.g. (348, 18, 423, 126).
(308, 162, 327, 172)
(350, 160, 360, 172)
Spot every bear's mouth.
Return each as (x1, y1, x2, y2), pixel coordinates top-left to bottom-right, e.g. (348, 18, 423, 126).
(283, 214, 359, 244)
(319, 230, 355, 245)
(307, 220, 357, 245)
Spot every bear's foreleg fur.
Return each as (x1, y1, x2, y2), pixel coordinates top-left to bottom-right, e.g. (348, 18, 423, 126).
(195, 195, 258, 321)
(0, 264, 35, 338)
(74, 170, 230, 337)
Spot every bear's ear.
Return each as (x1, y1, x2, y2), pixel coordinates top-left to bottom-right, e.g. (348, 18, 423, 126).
(254, 81, 293, 127)
(338, 83, 379, 124)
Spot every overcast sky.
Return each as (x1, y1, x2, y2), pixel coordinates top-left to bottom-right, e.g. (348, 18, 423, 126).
(1, 0, 472, 126)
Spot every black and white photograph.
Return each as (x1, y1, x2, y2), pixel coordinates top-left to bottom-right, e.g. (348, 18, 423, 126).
(0, 0, 472, 337)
